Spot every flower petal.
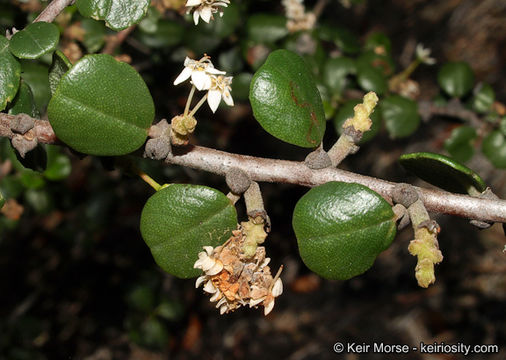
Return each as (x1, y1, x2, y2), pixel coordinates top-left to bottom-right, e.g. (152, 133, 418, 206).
(200, 6, 213, 23)
(206, 67, 226, 75)
(271, 278, 283, 297)
(195, 275, 207, 288)
(173, 67, 192, 85)
(249, 297, 265, 307)
(207, 89, 222, 113)
(193, 9, 200, 25)
(203, 246, 214, 255)
(206, 260, 224, 276)
(223, 91, 234, 107)
(210, 291, 221, 302)
(192, 70, 211, 90)
(203, 280, 217, 293)
(220, 304, 228, 314)
(264, 299, 275, 316)
(186, 0, 201, 7)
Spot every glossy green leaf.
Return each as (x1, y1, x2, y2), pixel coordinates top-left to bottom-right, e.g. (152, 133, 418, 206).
(322, 57, 355, 94)
(48, 54, 154, 155)
(399, 152, 487, 194)
(247, 14, 288, 43)
(0, 35, 21, 111)
(76, 0, 150, 31)
(482, 130, 506, 169)
(140, 184, 237, 278)
(44, 145, 72, 180)
(471, 83, 495, 113)
(444, 125, 476, 163)
(380, 95, 420, 138)
(81, 18, 107, 53)
(48, 50, 72, 96)
(364, 32, 391, 54)
(437, 62, 474, 98)
(292, 182, 396, 280)
(20, 60, 51, 113)
(8, 80, 37, 117)
(357, 51, 395, 76)
(356, 62, 387, 95)
(334, 99, 381, 143)
(9, 22, 59, 59)
(249, 49, 326, 148)
(318, 26, 360, 54)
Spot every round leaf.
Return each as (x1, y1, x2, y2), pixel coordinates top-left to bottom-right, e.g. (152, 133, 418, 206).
(9, 22, 59, 59)
(48, 54, 154, 156)
(318, 26, 360, 54)
(399, 152, 487, 194)
(231, 72, 252, 101)
(249, 49, 326, 148)
(293, 182, 396, 280)
(482, 130, 506, 169)
(443, 125, 476, 163)
(334, 99, 381, 143)
(356, 62, 387, 95)
(0, 35, 21, 111)
(471, 83, 495, 113)
(247, 14, 288, 44)
(76, 0, 150, 31)
(140, 184, 237, 278)
(44, 145, 72, 180)
(364, 32, 392, 54)
(437, 62, 474, 98)
(136, 20, 183, 49)
(380, 95, 420, 138)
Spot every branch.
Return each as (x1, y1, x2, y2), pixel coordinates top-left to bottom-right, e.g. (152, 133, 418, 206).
(1, 112, 505, 223)
(33, 0, 75, 23)
(102, 26, 136, 55)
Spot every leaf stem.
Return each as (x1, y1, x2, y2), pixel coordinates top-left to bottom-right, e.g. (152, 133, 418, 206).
(184, 86, 196, 117)
(188, 93, 208, 117)
(137, 170, 162, 191)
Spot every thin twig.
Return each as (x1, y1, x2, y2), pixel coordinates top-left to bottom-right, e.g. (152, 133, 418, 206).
(33, 0, 75, 23)
(1, 112, 505, 223)
(102, 26, 136, 55)
(313, 0, 329, 20)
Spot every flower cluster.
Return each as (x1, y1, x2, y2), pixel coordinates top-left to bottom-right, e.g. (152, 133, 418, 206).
(194, 223, 283, 315)
(174, 55, 234, 113)
(416, 44, 436, 65)
(282, 0, 316, 33)
(185, 0, 230, 25)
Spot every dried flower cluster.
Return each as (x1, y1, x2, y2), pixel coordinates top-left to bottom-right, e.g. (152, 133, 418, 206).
(174, 55, 234, 113)
(282, 0, 316, 32)
(194, 222, 283, 315)
(185, 0, 230, 25)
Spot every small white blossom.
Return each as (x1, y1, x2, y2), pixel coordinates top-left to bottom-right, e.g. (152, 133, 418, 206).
(186, 0, 230, 25)
(207, 75, 234, 113)
(174, 56, 225, 90)
(416, 44, 436, 65)
(282, 0, 316, 32)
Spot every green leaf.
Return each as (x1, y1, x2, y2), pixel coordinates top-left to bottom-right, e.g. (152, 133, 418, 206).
(140, 184, 237, 278)
(357, 51, 395, 76)
(20, 170, 46, 189)
(24, 188, 52, 214)
(437, 62, 474, 98)
(318, 25, 360, 54)
(80, 18, 107, 53)
(218, 47, 243, 74)
(322, 57, 355, 94)
(48, 54, 154, 156)
(0, 190, 4, 209)
(471, 83, 495, 113)
(292, 182, 396, 280)
(76, 0, 150, 31)
(444, 125, 477, 163)
(48, 50, 72, 96)
(334, 99, 381, 143)
(44, 145, 72, 180)
(9, 22, 59, 60)
(380, 95, 420, 138)
(249, 49, 326, 148)
(399, 152, 487, 194)
(0, 35, 21, 111)
(127, 285, 155, 313)
(247, 14, 288, 43)
(8, 80, 37, 117)
(356, 62, 387, 95)
(482, 130, 506, 169)
(20, 60, 51, 113)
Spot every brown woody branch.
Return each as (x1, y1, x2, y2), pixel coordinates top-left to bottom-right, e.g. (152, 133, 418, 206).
(33, 0, 75, 23)
(2, 112, 506, 223)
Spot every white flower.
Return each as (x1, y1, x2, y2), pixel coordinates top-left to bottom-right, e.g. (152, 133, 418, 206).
(207, 75, 234, 113)
(186, 0, 230, 25)
(174, 56, 225, 90)
(416, 44, 436, 65)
